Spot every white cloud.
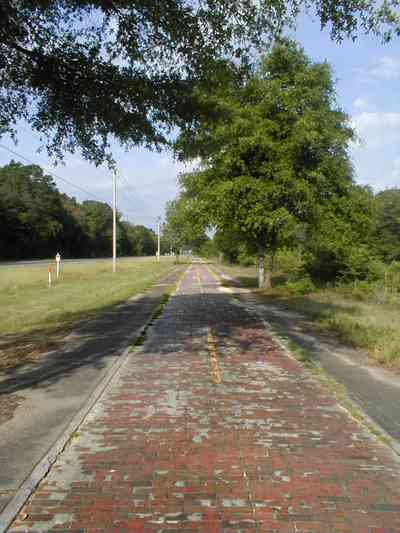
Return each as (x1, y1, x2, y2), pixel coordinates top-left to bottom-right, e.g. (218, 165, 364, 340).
(352, 97, 370, 111)
(350, 111, 400, 190)
(369, 56, 400, 80)
(352, 56, 400, 83)
(351, 112, 400, 147)
(389, 157, 400, 182)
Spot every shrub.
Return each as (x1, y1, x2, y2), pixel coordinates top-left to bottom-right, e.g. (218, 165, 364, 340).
(386, 261, 400, 292)
(237, 249, 256, 267)
(284, 275, 316, 295)
(275, 249, 304, 278)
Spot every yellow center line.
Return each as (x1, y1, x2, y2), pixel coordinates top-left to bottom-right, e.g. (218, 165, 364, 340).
(195, 267, 222, 385)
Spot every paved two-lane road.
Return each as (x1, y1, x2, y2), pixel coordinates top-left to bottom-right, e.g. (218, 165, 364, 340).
(0, 256, 166, 268)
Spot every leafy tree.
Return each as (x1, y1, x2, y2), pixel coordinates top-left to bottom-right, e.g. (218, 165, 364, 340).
(0, 160, 66, 258)
(1, 1, 398, 164)
(375, 188, 400, 262)
(127, 224, 157, 256)
(198, 237, 218, 259)
(59, 194, 91, 257)
(163, 196, 208, 260)
(177, 40, 355, 287)
(80, 201, 114, 256)
(304, 185, 378, 281)
(212, 228, 244, 264)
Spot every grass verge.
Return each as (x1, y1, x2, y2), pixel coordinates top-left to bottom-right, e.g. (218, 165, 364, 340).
(0, 258, 177, 371)
(213, 261, 400, 369)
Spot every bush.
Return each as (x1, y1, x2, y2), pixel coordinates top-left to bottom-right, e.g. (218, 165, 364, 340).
(237, 250, 256, 266)
(342, 245, 379, 281)
(304, 244, 384, 284)
(283, 275, 316, 295)
(275, 249, 304, 278)
(386, 261, 400, 292)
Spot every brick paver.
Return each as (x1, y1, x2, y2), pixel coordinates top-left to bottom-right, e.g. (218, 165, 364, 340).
(9, 264, 400, 532)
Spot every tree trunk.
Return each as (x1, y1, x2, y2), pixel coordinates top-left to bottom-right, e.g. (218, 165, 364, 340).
(258, 255, 265, 288)
(258, 254, 274, 289)
(269, 253, 275, 274)
(264, 252, 275, 290)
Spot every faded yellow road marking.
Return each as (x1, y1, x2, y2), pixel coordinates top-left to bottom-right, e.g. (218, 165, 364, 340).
(207, 327, 222, 385)
(195, 267, 221, 384)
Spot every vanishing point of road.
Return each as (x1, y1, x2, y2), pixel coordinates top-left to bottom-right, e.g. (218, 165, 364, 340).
(4, 263, 400, 532)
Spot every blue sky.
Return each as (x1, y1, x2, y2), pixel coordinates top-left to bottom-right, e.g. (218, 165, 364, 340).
(0, 13, 399, 228)
(293, 14, 400, 193)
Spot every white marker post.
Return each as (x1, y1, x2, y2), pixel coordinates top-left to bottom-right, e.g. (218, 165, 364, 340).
(156, 217, 161, 262)
(112, 171, 117, 273)
(55, 252, 61, 279)
(48, 264, 52, 288)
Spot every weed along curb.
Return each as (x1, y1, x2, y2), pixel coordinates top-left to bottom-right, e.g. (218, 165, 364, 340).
(131, 292, 172, 351)
(0, 268, 187, 533)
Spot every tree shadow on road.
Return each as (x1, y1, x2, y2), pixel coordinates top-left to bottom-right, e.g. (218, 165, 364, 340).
(0, 283, 272, 399)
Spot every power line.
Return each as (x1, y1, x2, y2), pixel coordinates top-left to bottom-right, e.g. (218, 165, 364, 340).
(118, 173, 138, 207)
(117, 174, 163, 226)
(0, 141, 162, 226)
(0, 142, 105, 202)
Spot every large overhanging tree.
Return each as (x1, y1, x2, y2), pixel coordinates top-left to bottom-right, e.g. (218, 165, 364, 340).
(176, 39, 355, 288)
(1, 1, 399, 165)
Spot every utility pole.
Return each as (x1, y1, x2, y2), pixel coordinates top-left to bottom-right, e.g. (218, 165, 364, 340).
(113, 170, 117, 273)
(157, 216, 161, 262)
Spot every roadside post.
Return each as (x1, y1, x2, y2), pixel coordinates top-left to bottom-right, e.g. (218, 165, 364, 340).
(55, 252, 61, 279)
(48, 264, 53, 287)
(113, 171, 117, 273)
(156, 216, 161, 262)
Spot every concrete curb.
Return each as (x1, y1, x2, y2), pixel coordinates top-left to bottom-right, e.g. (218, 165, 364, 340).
(0, 268, 185, 533)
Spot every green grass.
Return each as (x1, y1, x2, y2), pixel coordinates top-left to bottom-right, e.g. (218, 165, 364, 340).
(0, 258, 177, 370)
(214, 262, 400, 368)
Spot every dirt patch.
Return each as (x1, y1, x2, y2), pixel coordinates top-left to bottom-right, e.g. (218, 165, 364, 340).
(0, 327, 72, 374)
(0, 392, 24, 425)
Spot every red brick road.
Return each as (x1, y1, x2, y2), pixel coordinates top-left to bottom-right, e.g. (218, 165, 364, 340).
(9, 265, 400, 532)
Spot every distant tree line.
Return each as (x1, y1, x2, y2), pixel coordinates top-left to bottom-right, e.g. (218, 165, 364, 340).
(0, 161, 157, 260)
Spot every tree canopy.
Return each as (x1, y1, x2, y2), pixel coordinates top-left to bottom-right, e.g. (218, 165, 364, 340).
(162, 196, 208, 257)
(176, 40, 356, 286)
(1, 1, 399, 164)
(375, 188, 400, 262)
